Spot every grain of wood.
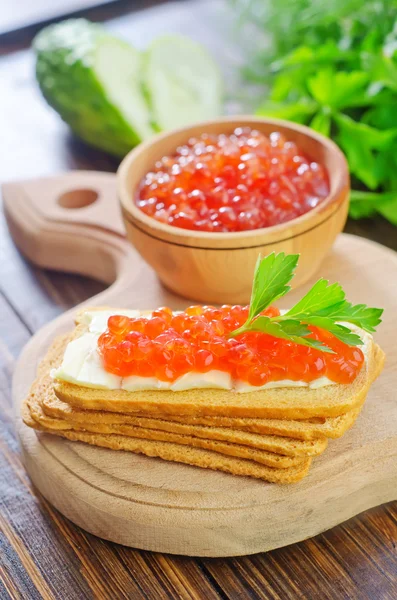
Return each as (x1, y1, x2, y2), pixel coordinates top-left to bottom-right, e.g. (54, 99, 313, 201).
(0, 568, 25, 600)
(0, 206, 61, 331)
(0, 408, 96, 599)
(114, 549, 222, 600)
(0, 293, 31, 356)
(0, 346, 14, 421)
(0, 514, 54, 600)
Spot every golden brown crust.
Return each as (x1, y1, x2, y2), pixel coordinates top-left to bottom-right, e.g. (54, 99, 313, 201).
(27, 373, 328, 459)
(42, 393, 361, 441)
(26, 423, 312, 484)
(26, 385, 309, 468)
(22, 378, 311, 482)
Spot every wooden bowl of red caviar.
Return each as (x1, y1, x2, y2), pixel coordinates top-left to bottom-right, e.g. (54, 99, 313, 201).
(118, 116, 349, 303)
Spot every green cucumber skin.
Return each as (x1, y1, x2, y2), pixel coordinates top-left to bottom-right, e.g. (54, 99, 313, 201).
(34, 19, 141, 157)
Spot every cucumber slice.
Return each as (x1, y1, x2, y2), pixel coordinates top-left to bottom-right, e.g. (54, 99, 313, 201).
(95, 37, 154, 143)
(34, 19, 154, 156)
(145, 35, 223, 130)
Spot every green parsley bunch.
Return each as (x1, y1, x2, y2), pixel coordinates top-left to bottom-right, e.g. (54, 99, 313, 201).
(231, 0, 397, 224)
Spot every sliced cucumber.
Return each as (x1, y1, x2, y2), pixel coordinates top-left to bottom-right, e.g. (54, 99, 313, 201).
(34, 19, 154, 156)
(145, 34, 223, 130)
(35, 21, 224, 155)
(94, 37, 154, 143)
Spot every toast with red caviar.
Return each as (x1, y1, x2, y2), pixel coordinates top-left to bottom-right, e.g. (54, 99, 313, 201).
(53, 329, 384, 419)
(53, 250, 384, 419)
(26, 348, 328, 458)
(42, 329, 362, 441)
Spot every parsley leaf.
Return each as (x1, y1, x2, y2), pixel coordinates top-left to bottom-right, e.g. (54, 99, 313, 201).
(314, 301, 383, 333)
(307, 69, 369, 110)
(247, 252, 299, 322)
(256, 100, 317, 123)
(310, 112, 331, 137)
(378, 197, 397, 226)
(349, 189, 397, 220)
(289, 316, 363, 346)
(283, 279, 346, 319)
(335, 113, 397, 150)
(229, 253, 383, 351)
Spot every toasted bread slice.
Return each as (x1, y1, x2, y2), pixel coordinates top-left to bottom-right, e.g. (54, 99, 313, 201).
(21, 400, 311, 484)
(54, 319, 385, 418)
(42, 393, 360, 441)
(25, 377, 308, 468)
(36, 335, 348, 443)
(29, 368, 328, 457)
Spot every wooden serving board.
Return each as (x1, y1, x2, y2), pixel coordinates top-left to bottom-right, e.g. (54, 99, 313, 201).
(3, 171, 397, 557)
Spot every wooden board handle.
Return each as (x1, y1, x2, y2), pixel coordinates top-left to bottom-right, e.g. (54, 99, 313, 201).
(2, 171, 133, 286)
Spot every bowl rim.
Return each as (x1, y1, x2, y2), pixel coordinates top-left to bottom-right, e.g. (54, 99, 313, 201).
(118, 115, 349, 247)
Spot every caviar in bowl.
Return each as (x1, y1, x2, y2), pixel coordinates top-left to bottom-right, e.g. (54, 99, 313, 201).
(118, 117, 349, 303)
(135, 128, 330, 233)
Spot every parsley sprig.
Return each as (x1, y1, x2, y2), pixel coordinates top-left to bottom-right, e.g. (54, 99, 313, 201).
(229, 253, 383, 353)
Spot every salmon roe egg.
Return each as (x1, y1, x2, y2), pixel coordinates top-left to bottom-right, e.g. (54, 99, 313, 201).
(135, 128, 330, 232)
(97, 307, 364, 385)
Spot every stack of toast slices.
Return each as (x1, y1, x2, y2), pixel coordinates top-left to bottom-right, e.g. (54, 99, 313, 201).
(22, 309, 386, 484)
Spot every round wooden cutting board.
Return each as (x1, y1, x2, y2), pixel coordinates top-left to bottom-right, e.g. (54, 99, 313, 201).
(3, 172, 397, 557)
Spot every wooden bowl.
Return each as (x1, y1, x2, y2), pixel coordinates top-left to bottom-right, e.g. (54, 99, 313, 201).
(118, 116, 349, 303)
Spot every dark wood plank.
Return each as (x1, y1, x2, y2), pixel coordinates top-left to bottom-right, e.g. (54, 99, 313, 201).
(200, 508, 397, 600)
(0, 294, 31, 357)
(114, 549, 222, 600)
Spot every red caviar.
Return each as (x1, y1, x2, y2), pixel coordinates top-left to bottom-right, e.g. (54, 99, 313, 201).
(135, 127, 330, 232)
(98, 306, 364, 386)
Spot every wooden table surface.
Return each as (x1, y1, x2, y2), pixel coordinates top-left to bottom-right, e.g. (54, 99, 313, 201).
(0, 2, 396, 599)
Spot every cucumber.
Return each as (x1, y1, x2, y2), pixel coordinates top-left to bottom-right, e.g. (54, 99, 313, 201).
(144, 35, 223, 130)
(34, 19, 154, 156)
